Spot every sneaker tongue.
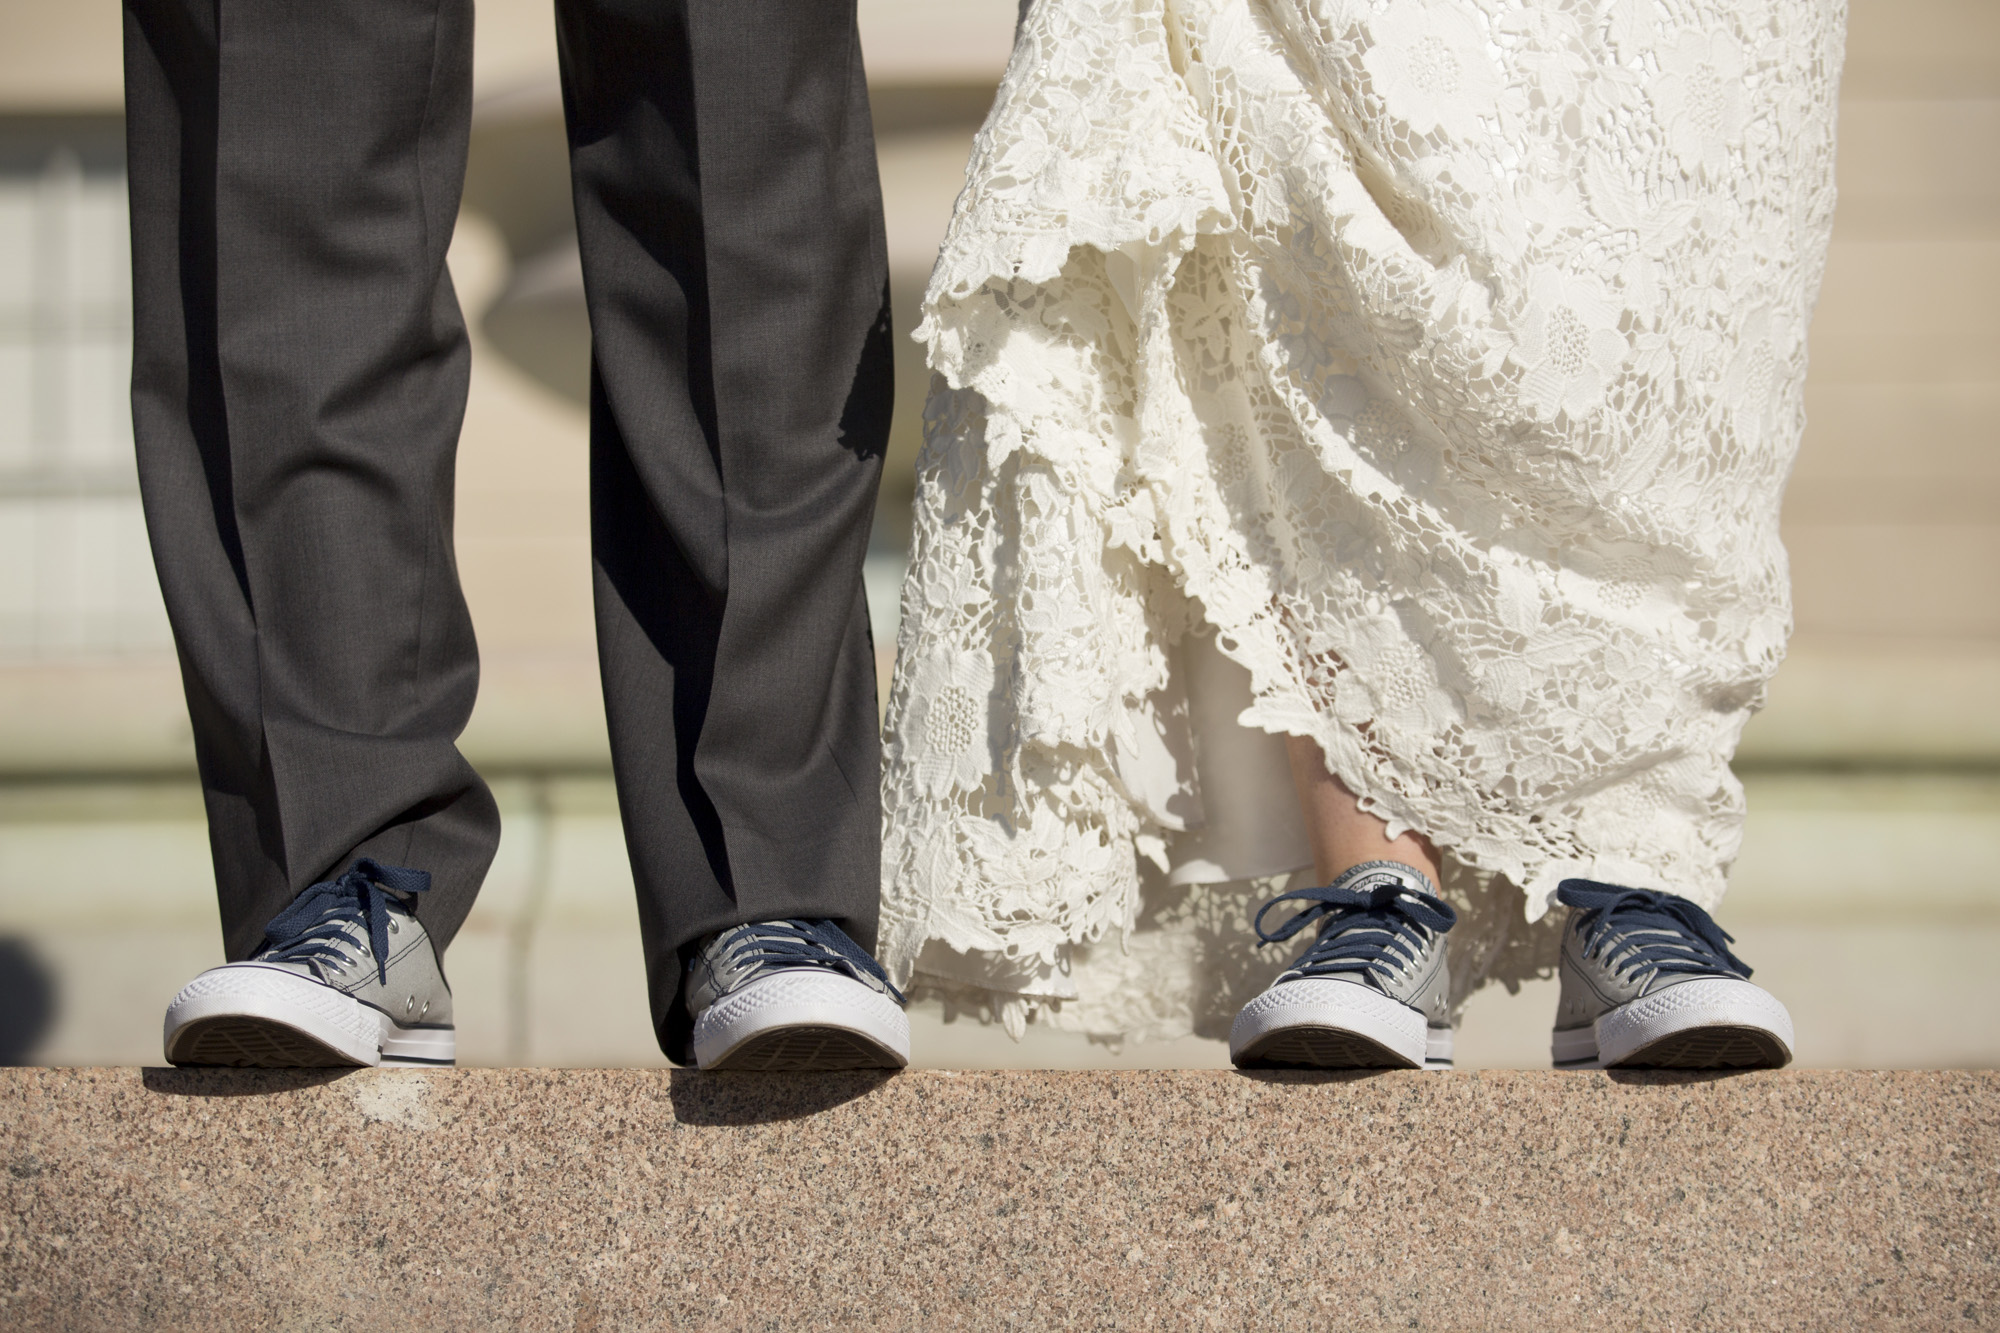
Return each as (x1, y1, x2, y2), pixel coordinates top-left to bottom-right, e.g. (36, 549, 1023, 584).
(1329, 860, 1437, 898)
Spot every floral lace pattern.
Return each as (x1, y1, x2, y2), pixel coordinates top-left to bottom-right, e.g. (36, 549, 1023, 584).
(881, 0, 1844, 1042)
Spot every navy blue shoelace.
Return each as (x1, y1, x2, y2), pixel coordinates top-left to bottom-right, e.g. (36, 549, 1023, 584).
(1253, 882, 1457, 985)
(260, 858, 431, 985)
(730, 919, 907, 1005)
(1555, 879, 1751, 981)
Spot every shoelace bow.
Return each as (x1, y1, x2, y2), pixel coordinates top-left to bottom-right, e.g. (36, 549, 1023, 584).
(1555, 879, 1751, 981)
(722, 919, 907, 1005)
(260, 858, 431, 986)
(1253, 880, 1457, 986)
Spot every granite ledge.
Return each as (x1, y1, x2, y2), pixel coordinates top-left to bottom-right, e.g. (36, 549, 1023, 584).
(0, 1067, 1994, 1331)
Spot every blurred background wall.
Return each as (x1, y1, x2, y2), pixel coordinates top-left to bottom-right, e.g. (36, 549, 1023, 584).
(0, 0, 1995, 1069)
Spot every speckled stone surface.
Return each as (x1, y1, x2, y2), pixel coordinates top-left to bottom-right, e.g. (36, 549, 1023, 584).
(0, 1069, 1993, 1330)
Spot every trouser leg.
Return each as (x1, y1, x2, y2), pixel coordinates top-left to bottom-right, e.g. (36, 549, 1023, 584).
(556, 0, 892, 1062)
(123, 0, 499, 961)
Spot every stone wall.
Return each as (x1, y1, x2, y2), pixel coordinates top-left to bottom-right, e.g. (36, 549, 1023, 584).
(1, 1067, 1993, 1330)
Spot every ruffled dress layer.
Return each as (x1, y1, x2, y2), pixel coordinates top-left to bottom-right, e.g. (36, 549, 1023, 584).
(881, 0, 1844, 1041)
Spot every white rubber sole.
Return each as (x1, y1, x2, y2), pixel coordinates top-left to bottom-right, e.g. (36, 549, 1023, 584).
(163, 964, 455, 1068)
(1229, 977, 1446, 1070)
(1551, 976, 1794, 1070)
(693, 970, 911, 1071)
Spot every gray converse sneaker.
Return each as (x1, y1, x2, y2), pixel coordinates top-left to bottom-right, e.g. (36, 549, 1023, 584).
(1550, 879, 1793, 1069)
(164, 859, 454, 1068)
(1229, 861, 1456, 1069)
(686, 919, 910, 1071)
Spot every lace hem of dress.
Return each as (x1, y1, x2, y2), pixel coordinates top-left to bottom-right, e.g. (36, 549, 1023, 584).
(880, 0, 1840, 1042)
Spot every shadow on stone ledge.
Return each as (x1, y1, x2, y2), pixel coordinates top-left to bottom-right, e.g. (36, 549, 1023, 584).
(131, 1067, 898, 1119)
(668, 1069, 897, 1124)
(142, 1067, 356, 1098)
(0, 937, 55, 1064)
(1230, 1068, 1391, 1085)
(1603, 1068, 1772, 1086)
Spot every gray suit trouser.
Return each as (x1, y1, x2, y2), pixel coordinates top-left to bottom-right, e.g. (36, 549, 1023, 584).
(122, 0, 891, 1063)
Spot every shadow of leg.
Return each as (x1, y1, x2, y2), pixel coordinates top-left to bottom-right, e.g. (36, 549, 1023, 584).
(0, 937, 56, 1065)
(667, 1068, 898, 1124)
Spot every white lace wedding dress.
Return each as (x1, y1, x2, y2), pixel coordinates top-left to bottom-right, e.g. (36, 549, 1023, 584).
(880, 0, 1844, 1043)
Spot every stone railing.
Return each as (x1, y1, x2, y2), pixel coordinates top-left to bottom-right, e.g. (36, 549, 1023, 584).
(1, 1067, 1993, 1329)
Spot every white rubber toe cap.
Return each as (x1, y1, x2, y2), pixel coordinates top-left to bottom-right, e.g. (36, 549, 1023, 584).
(163, 964, 456, 1068)
(164, 964, 378, 1066)
(1594, 976, 1795, 1068)
(1229, 976, 1429, 1068)
(692, 970, 910, 1071)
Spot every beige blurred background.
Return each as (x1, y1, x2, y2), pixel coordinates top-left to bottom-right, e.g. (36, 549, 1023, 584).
(0, 0, 1995, 1070)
